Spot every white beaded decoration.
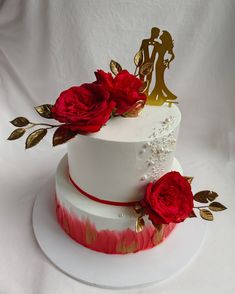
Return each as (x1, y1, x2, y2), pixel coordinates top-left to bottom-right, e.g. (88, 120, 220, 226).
(140, 116, 176, 181)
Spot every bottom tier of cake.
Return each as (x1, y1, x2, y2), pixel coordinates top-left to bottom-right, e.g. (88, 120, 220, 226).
(55, 155, 183, 254)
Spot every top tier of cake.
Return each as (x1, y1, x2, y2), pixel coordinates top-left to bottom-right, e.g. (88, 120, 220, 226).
(67, 104, 181, 203)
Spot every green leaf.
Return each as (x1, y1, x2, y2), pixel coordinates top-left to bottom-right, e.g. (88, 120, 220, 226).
(7, 128, 25, 140)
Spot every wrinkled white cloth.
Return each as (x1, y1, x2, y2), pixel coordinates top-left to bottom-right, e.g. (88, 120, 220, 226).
(0, 0, 235, 293)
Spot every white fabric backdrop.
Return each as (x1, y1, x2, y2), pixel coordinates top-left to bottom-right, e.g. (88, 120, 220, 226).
(0, 0, 235, 293)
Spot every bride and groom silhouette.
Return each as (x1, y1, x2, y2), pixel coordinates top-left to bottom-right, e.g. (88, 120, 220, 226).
(139, 27, 177, 106)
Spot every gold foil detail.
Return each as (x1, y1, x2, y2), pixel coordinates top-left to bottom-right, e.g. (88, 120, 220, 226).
(200, 209, 214, 221)
(10, 117, 29, 127)
(63, 219, 70, 234)
(7, 128, 26, 140)
(110, 60, 122, 76)
(116, 240, 138, 254)
(34, 104, 53, 119)
(123, 100, 145, 117)
(184, 176, 194, 184)
(152, 224, 165, 245)
(85, 220, 97, 245)
(209, 202, 227, 211)
(25, 128, 47, 149)
(135, 216, 145, 233)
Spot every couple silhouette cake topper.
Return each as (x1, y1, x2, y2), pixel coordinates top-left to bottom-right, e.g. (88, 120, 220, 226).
(138, 27, 177, 106)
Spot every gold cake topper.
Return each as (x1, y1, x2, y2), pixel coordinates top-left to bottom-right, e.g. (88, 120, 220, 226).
(110, 27, 178, 107)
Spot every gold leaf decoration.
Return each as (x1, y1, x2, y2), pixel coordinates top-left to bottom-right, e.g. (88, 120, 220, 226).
(10, 117, 29, 127)
(85, 220, 97, 245)
(134, 50, 144, 67)
(209, 202, 227, 212)
(116, 240, 138, 254)
(184, 176, 194, 184)
(139, 62, 153, 76)
(135, 216, 145, 233)
(25, 128, 47, 149)
(189, 210, 197, 218)
(207, 191, 218, 202)
(34, 104, 53, 119)
(200, 209, 213, 221)
(152, 224, 165, 245)
(110, 60, 122, 76)
(194, 191, 209, 203)
(7, 128, 25, 140)
(134, 203, 142, 214)
(52, 126, 77, 146)
(139, 80, 149, 93)
(123, 100, 145, 117)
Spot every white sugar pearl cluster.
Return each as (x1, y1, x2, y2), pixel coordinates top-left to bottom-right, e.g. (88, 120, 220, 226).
(140, 116, 176, 182)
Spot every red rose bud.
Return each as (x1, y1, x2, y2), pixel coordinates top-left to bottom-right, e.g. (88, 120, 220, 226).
(51, 84, 116, 133)
(140, 171, 194, 225)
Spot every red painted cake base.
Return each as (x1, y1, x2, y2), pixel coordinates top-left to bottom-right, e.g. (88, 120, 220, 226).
(56, 197, 176, 254)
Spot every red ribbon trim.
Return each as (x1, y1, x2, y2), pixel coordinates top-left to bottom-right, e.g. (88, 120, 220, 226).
(69, 174, 138, 207)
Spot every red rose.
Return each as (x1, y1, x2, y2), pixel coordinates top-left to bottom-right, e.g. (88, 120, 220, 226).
(51, 84, 116, 133)
(95, 70, 114, 90)
(112, 70, 147, 115)
(95, 69, 146, 116)
(141, 172, 193, 225)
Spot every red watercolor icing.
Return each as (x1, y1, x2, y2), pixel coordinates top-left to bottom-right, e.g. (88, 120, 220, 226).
(55, 196, 176, 254)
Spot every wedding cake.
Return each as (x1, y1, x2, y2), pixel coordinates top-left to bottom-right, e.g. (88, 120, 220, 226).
(8, 28, 226, 255)
(55, 104, 181, 254)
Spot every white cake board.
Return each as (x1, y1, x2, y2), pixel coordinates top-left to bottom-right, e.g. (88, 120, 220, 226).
(32, 178, 207, 289)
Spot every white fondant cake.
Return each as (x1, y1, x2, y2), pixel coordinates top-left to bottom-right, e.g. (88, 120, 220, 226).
(68, 104, 181, 202)
(55, 105, 182, 254)
(56, 155, 183, 232)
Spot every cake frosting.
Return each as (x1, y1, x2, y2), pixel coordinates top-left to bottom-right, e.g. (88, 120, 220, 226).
(68, 104, 181, 203)
(55, 105, 182, 254)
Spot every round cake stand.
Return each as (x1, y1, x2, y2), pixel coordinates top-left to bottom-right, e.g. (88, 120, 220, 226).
(32, 178, 207, 290)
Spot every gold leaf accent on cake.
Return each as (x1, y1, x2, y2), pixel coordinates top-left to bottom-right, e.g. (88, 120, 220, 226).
(194, 190, 219, 204)
(152, 224, 165, 245)
(184, 176, 194, 185)
(135, 216, 145, 233)
(63, 218, 70, 234)
(134, 49, 144, 67)
(10, 117, 29, 127)
(123, 100, 145, 117)
(207, 191, 218, 202)
(200, 209, 214, 221)
(52, 126, 77, 146)
(25, 128, 47, 149)
(116, 240, 138, 254)
(110, 60, 122, 76)
(85, 220, 97, 245)
(209, 202, 227, 212)
(7, 128, 26, 140)
(34, 104, 53, 119)
(194, 191, 209, 203)
(139, 62, 153, 76)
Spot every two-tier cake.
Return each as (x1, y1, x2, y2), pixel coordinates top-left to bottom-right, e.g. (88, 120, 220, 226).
(8, 27, 226, 256)
(56, 104, 181, 254)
